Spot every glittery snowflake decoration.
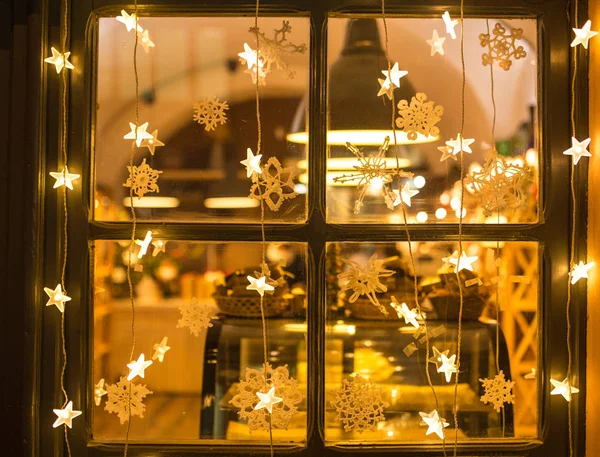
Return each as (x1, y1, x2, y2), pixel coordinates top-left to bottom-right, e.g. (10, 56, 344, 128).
(338, 254, 395, 316)
(395, 92, 444, 141)
(332, 137, 413, 214)
(123, 158, 162, 199)
(331, 374, 389, 433)
(176, 298, 216, 336)
(479, 370, 515, 412)
(479, 22, 527, 71)
(230, 363, 303, 431)
(248, 20, 307, 79)
(249, 157, 298, 211)
(464, 152, 531, 216)
(104, 376, 152, 424)
(193, 96, 229, 131)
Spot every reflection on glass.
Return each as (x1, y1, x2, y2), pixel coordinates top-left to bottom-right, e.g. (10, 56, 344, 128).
(93, 241, 307, 442)
(324, 18, 539, 224)
(325, 241, 539, 442)
(94, 17, 309, 223)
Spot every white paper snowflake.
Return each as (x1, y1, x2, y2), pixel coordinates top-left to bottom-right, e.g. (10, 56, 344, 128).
(230, 363, 303, 431)
(249, 157, 298, 212)
(479, 22, 527, 71)
(395, 92, 444, 141)
(123, 158, 162, 199)
(331, 374, 389, 433)
(193, 96, 229, 131)
(479, 370, 515, 412)
(104, 376, 152, 424)
(176, 298, 215, 336)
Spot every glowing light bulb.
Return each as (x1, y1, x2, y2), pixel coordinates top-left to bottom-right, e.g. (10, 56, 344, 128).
(435, 208, 447, 219)
(240, 148, 262, 178)
(571, 20, 598, 49)
(127, 353, 153, 381)
(53, 401, 82, 428)
(246, 275, 274, 296)
(44, 47, 75, 73)
(255, 386, 282, 413)
(419, 409, 449, 439)
(413, 175, 426, 189)
(152, 337, 171, 362)
(416, 211, 428, 223)
(570, 261, 595, 284)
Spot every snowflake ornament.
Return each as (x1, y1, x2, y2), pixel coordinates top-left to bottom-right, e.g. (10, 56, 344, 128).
(177, 298, 215, 336)
(249, 157, 298, 211)
(193, 97, 229, 131)
(479, 370, 515, 412)
(230, 363, 303, 431)
(104, 376, 152, 424)
(248, 20, 307, 79)
(395, 93, 444, 141)
(332, 137, 413, 214)
(464, 152, 531, 216)
(338, 254, 395, 316)
(479, 22, 527, 71)
(123, 158, 162, 199)
(331, 374, 389, 433)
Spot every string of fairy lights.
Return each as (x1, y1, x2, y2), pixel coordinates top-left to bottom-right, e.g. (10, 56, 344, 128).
(43, 0, 595, 454)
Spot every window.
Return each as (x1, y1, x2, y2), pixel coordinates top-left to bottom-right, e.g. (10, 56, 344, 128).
(35, 1, 585, 457)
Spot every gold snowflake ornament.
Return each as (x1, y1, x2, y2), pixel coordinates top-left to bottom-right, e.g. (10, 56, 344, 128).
(395, 93, 444, 141)
(464, 152, 531, 216)
(338, 254, 395, 316)
(331, 374, 389, 433)
(230, 363, 303, 431)
(248, 20, 307, 79)
(479, 370, 515, 412)
(479, 22, 527, 71)
(176, 298, 215, 336)
(104, 376, 152, 424)
(193, 96, 229, 131)
(332, 137, 413, 214)
(249, 157, 298, 211)
(123, 158, 162, 199)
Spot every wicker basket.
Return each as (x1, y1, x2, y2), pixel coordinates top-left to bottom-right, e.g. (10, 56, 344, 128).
(214, 295, 288, 318)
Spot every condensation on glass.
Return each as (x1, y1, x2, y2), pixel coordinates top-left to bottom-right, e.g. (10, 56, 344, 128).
(92, 240, 308, 442)
(324, 18, 539, 224)
(94, 17, 310, 223)
(324, 241, 539, 442)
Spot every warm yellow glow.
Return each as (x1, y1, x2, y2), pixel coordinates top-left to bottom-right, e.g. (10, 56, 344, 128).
(284, 322, 356, 335)
(122, 196, 180, 208)
(416, 211, 428, 223)
(204, 197, 260, 209)
(435, 208, 447, 219)
(287, 129, 438, 146)
(413, 175, 426, 189)
(297, 156, 411, 171)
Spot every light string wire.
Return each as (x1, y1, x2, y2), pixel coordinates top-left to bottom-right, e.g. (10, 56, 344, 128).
(566, 0, 578, 455)
(252, 2, 274, 456)
(124, 1, 140, 456)
(58, 0, 73, 455)
(380, 3, 445, 453)
(452, 0, 467, 454)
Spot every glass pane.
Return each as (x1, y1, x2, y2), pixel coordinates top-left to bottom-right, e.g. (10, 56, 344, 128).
(324, 18, 539, 224)
(94, 16, 309, 223)
(325, 241, 539, 443)
(92, 240, 308, 443)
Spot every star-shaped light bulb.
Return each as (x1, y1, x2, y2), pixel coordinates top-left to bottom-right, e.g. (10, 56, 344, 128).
(428, 346, 450, 370)
(140, 129, 164, 155)
(152, 239, 166, 256)
(152, 336, 171, 362)
(240, 148, 262, 178)
(571, 20, 598, 49)
(563, 137, 592, 165)
(116, 10, 143, 32)
(246, 275, 275, 297)
(570, 261, 595, 284)
(437, 353, 458, 382)
(44, 284, 71, 313)
(377, 78, 395, 99)
(135, 230, 153, 258)
(123, 122, 154, 147)
(391, 183, 419, 208)
(550, 378, 579, 402)
(44, 47, 75, 74)
(427, 29, 446, 56)
(391, 300, 420, 329)
(53, 401, 82, 428)
(94, 379, 108, 406)
(255, 386, 282, 413)
(49, 167, 80, 190)
(438, 145, 457, 162)
(138, 29, 155, 53)
(524, 368, 537, 380)
(419, 409, 449, 439)
(381, 62, 408, 89)
(442, 11, 459, 40)
(443, 250, 478, 272)
(238, 43, 263, 69)
(446, 134, 475, 154)
(127, 353, 153, 381)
